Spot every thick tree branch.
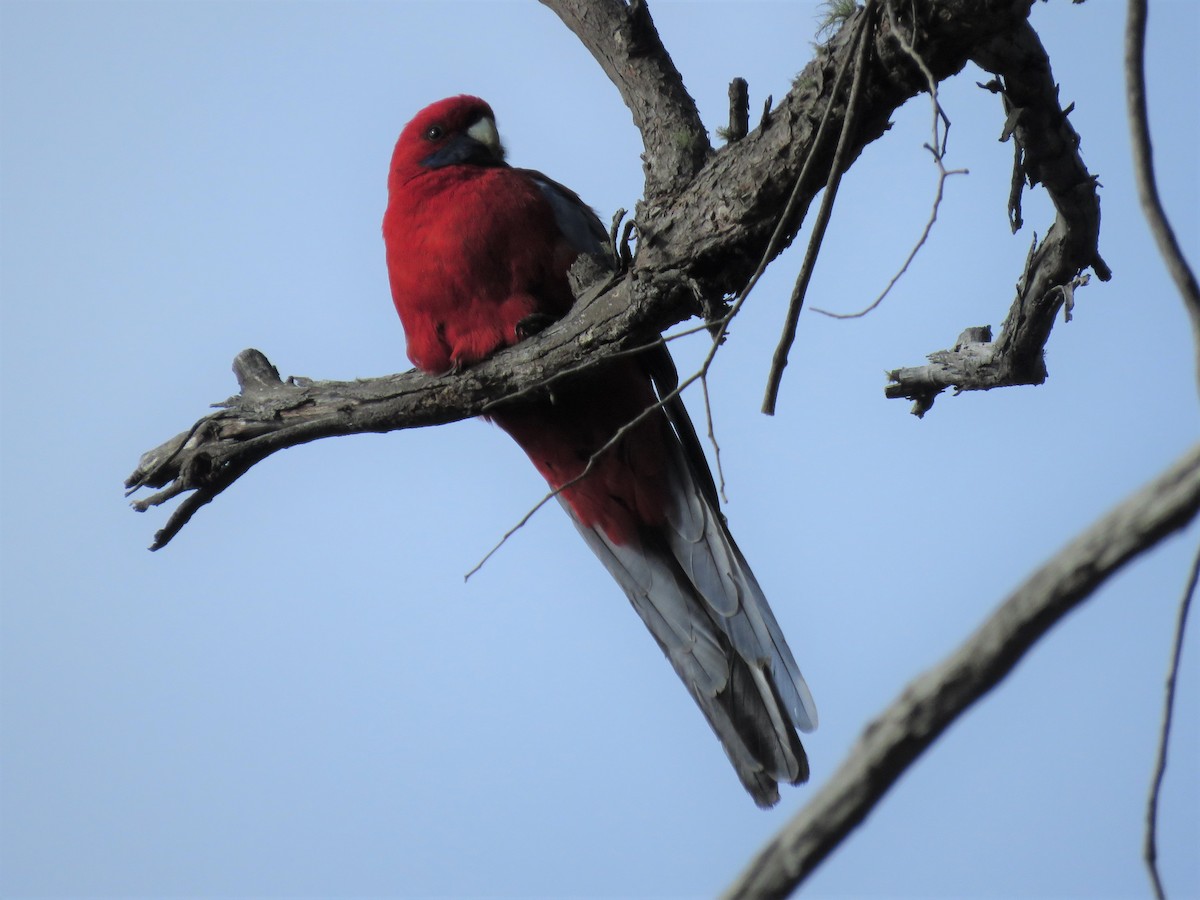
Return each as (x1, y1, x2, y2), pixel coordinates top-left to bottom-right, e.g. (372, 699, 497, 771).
(722, 442, 1200, 900)
(127, 275, 638, 548)
(887, 19, 1110, 415)
(632, 0, 1036, 292)
(130, 0, 1090, 545)
(539, 0, 710, 196)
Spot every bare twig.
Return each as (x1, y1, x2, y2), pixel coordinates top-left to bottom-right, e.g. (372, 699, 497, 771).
(762, 0, 877, 415)
(1125, 0, 1200, 392)
(1144, 537, 1199, 900)
(464, 483, 572, 581)
(465, 295, 755, 579)
(723, 442, 1200, 900)
(466, 341, 714, 579)
(814, 0, 967, 321)
(701, 374, 729, 503)
(728, 9, 867, 327)
(725, 77, 750, 142)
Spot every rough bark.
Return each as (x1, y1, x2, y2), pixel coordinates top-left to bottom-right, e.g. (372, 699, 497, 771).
(131, 0, 1105, 545)
(540, 0, 710, 197)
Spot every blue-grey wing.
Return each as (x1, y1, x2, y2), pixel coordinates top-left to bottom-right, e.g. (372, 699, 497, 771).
(520, 168, 612, 259)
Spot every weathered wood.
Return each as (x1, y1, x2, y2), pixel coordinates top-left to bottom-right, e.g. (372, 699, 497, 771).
(887, 19, 1110, 414)
(129, 0, 1106, 549)
(722, 442, 1200, 900)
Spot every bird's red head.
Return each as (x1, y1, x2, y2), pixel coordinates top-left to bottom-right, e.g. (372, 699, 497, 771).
(388, 95, 504, 188)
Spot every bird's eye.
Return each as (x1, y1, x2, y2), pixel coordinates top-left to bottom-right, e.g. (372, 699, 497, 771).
(424, 125, 444, 141)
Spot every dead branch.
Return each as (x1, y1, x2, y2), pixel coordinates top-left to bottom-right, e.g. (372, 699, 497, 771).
(1124, 0, 1200, 393)
(127, 275, 629, 548)
(1144, 538, 1198, 900)
(722, 442, 1200, 900)
(725, 77, 750, 143)
(814, 0, 968, 322)
(762, 0, 878, 415)
(886, 18, 1110, 416)
(128, 0, 1080, 546)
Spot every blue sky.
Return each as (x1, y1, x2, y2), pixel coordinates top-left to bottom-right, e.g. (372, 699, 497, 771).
(2, 1, 1197, 898)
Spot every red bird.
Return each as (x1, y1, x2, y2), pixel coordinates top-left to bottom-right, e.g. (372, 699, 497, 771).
(383, 95, 816, 806)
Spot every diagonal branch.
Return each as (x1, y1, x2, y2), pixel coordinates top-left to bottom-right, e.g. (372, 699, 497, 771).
(761, 0, 878, 415)
(539, 0, 710, 197)
(722, 442, 1200, 900)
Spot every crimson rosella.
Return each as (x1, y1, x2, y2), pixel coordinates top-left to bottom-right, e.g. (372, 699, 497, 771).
(382, 95, 817, 806)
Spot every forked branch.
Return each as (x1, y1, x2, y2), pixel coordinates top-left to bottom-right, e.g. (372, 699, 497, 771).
(128, 0, 1096, 547)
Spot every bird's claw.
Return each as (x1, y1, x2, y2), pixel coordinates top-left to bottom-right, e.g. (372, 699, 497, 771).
(516, 313, 555, 341)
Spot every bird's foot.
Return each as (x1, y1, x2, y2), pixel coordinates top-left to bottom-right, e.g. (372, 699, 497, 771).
(515, 313, 555, 341)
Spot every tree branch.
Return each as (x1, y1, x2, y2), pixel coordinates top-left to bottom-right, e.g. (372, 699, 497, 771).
(762, 0, 879, 415)
(1144, 537, 1198, 900)
(886, 19, 1110, 416)
(632, 0, 1035, 293)
(722, 442, 1200, 900)
(539, 0, 710, 197)
(129, 0, 1083, 546)
(1124, 0, 1200, 393)
(126, 275, 635, 548)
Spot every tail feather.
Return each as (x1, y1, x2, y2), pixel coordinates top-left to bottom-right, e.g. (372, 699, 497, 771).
(568, 496, 813, 806)
(580, 518, 732, 697)
(498, 347, 816, 804)
(660, 430, 819, 735)
(651, 349, 818, 735)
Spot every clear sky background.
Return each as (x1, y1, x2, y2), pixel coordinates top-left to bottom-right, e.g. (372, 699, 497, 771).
(2, 1, 1197, 898)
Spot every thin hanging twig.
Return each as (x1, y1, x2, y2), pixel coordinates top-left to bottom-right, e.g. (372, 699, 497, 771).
(701, 373, 729, 503)
(762, 0, 878, 415)
(1143, 536, 1199, 900)
(466, 8, 883, 576)
(465, 347, 711, 581)
(814, 0, 967, 320)
(1125, 0, 1200, 392)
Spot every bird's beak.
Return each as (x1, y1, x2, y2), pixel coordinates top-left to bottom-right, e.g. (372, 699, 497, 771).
(466, 116, 504, 162)
(420, 115, 507, 170)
